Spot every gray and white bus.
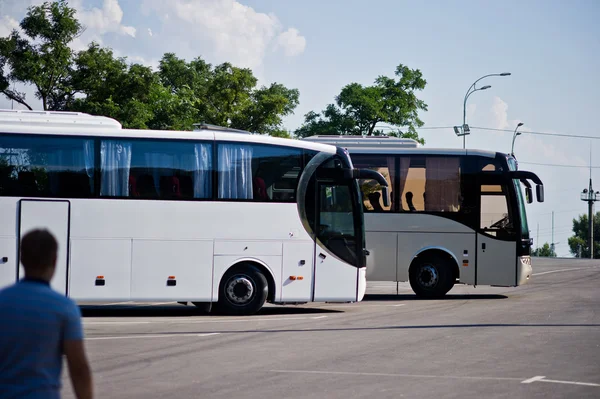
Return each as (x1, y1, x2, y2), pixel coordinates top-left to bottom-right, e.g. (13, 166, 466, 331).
(303, 135, 544, 298)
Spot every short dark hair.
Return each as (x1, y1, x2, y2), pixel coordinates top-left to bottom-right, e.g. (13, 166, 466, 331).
(20, 229, 58, 272)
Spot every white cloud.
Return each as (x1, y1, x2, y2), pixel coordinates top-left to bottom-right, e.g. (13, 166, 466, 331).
(147, 28, 153, 37)
(141, 0, 306, 69)
(276, 28, 306, 57)
(72, 0, 136, 38)
(0, 15, 20, 38)
(492, 96, 510, 130)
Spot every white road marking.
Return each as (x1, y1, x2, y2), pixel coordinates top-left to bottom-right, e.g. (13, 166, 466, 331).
(270, 369, 521, 381)
(84, 315, 328, 325)
(522, 376, 546, 384)
(533, 266, 599, 276)
(87, 332, 220, 341)
(272, 370, 600, 387)
(528, 377, 600, 387)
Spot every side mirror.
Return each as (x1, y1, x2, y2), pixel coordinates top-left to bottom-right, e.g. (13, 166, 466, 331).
(525, 187, 533, 204)
(382, 186, 390, 208)
(536, 184, 544, 202)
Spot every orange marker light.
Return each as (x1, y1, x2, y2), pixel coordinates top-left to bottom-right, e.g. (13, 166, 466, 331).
(168, 276, 176, 279)
(297, 276, 304, 280)
(289, 276, 297, 280)
(96, 276, 104, 279)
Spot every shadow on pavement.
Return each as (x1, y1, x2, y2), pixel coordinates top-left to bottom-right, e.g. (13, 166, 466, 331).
(363, 294, 508, 301)
(80, 304, 344, 318)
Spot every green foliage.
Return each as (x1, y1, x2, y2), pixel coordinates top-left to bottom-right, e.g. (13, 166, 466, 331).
(532, 242, 556, 257)
(0, 0, 82, 110)
(568, 212, 600, 258)
(295, 64, 427, 144)
(67, 43, 160, 129)
(154, 55, 299, 133)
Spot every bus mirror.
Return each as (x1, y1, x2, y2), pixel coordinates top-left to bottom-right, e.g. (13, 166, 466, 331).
(525, 187, 533, 204)
(382, 187, 390, 208)
(536, 185, 544, 202)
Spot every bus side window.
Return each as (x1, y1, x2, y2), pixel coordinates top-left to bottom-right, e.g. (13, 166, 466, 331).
(217, 143, 304, 203)
(352, 154, 394, 213)
(480, 184, 514, 237)
(0, 135, 95, 198)
(100, 139, 213, 200)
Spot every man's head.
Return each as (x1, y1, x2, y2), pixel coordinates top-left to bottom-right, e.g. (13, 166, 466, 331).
(20, 229, 58, 280)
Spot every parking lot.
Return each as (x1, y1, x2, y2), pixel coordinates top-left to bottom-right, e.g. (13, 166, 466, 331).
(63, 260, 600, 399)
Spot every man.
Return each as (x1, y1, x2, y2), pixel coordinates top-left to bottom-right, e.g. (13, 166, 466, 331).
(0, 229, 93, 399)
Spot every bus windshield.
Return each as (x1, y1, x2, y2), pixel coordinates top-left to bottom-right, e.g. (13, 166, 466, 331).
(508, 158, 529, 238)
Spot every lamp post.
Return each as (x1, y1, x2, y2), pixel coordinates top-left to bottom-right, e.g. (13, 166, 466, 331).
(511, 122, 524, 157)
(455, 72, 511, 149)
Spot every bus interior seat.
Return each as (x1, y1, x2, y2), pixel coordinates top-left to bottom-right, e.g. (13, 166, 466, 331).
(160, 176, 181, 199)
(177, 175, 193, 198)
(128, 175, 139, 197)
(253, 177, 268, 200)
(405, 191, 417, 212)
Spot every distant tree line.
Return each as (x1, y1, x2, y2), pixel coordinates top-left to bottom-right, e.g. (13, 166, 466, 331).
(0, 0, 427, 142)
(568, 212, 600, 258)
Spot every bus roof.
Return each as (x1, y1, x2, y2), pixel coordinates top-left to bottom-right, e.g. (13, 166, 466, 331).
(303, 135, 421, 148)
(302, 134, 498, 158)
(0, 109, 336, 154)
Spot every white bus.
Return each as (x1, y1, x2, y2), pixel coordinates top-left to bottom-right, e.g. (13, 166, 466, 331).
(303, 135, 545, 298)
(0, 110, 389, 315)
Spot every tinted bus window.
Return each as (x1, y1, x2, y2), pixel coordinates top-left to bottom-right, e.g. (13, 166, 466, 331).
(217, 143, 303, 202)
(401, 156, 462, 212)
(0, 134, 94, 198)
(351, 154, 394, 212)
(100, 139, 212, 199)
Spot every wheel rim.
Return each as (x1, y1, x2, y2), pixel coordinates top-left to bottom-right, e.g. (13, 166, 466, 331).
(225, 275, 255, 306)
(417, 264, 439, 288)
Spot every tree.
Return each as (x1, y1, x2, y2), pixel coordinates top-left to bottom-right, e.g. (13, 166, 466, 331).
(0, 0, 82, 110)
(65, 43, 162, 129)
(155, 54, 299, 133)
(568, 212, 600, 258)
(295, 64, 427, 144)
(532, 242, 556, 257)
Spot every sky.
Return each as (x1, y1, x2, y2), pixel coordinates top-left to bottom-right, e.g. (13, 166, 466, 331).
(1, 0, 599, 256)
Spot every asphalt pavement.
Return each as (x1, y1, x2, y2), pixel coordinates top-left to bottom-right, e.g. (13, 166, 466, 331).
(61, 260, 600, 399)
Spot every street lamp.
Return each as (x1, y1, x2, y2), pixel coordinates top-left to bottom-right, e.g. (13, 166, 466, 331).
(511, 122, 524, 157)
(455, 72, 512, 149)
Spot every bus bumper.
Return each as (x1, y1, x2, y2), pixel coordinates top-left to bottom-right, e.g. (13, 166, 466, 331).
(357, 267, 367, 301)
(517, 256, 532, 285)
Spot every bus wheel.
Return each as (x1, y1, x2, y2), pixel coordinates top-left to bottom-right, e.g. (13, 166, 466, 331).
(216, 264, 268, 316)
(409, 254, 455, 298)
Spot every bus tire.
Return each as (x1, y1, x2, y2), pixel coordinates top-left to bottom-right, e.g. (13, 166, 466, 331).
(409, 254, 455, 298)
(216, 264, 268, 316)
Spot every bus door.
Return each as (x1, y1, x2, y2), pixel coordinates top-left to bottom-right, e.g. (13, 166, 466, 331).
(18, 200, 70, 295)
(312, 180, 362, 302)
(476, 176, 517, 286)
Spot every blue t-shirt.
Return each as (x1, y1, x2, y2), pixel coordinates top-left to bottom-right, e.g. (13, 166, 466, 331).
(0, 279, 84, 399)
